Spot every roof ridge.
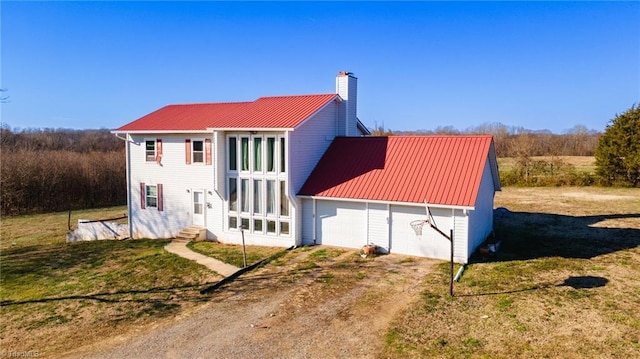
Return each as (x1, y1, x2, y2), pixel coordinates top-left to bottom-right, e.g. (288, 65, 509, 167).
(165, 101, 253, 107)
(256, 93, 337, 100)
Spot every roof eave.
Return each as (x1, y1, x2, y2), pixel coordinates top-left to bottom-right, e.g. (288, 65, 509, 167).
(111, 129, 213, 135)
(296, 195, 475, 211)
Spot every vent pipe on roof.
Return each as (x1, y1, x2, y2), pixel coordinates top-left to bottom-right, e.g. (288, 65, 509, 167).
(336, 71, 357, 136)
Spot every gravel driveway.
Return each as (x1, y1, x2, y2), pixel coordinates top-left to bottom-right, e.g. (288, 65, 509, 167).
(64, 247, 435, 359)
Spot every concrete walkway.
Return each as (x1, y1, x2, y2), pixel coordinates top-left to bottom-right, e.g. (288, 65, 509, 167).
(164, 241, 239, 277)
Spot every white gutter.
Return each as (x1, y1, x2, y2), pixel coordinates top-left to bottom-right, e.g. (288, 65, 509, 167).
(297, 195, 475, 211)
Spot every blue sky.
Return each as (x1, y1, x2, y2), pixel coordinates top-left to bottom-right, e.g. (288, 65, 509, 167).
(2, 1, 639, 133)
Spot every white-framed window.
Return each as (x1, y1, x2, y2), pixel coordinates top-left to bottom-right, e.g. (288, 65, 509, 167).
(145, 140, 156, 162)
(226, 133, 289, 235)
(240, 137, 250, 171)
(192, 140, 204, 163)
(146, 185, 157, 208)
(228, 136, 237, 171)
(140, 182, 163, 211)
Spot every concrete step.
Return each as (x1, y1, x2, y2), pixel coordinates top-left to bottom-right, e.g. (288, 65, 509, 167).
(176, 225, 207, 242)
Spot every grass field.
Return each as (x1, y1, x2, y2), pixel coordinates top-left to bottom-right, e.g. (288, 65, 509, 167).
(2, 187, 638, 358)
(498, 156, 596, 173)
(0, 206, 221, 356)
(383, 187, 640, 358)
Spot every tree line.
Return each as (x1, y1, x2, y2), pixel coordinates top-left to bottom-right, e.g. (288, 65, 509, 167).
(372, 122, 601, 158)
(1, 126, 126, 216)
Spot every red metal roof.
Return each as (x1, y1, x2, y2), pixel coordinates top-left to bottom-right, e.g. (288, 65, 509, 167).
(298, 136, 498, 208)
(115, 94, 338, 132)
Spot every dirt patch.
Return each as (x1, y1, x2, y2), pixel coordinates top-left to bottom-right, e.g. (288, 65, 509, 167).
(63, 247, 435, 359)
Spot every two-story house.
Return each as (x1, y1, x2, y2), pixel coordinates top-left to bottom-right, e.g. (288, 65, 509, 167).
(113, 72, 500, 263)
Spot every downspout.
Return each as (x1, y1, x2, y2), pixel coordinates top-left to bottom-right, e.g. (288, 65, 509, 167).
(126, 134, 133, 239)
(114, 132, 134, 239)
(312, 198, 317, 244)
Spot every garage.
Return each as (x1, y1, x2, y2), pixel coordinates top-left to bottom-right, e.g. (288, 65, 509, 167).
(298, 136, 501, 263)
(315, 200, 366, 248)
(389, 205, 452, 260)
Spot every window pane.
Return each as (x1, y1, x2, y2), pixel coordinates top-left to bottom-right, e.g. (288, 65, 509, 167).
(193, 140, 204, 163)
(229, 178, 237, 212)
(253, 180, 262, 214)
(267, 137, 275, 172)
(254, 138, 262, 171)
(280, 137, 286, 172)
(229, 216, 238, 229)
(280, 221, 289, 235)
(254, 219, 263, 232)
(145, 140, 156, 161)
(241, 179, 249, 213)
(267, 220, 276, 233)
(241, 218, 250, 231)
(266, 180, 275, 215)
(228, 137, 237, 171)
(194, 192, 203, 214)
(241, 137, 249, 171)
(146, 185, 157, 208)
(280, 181, 289, 216)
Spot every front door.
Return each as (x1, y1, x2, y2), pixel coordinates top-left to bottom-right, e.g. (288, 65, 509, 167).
(192, 190, 205, 226)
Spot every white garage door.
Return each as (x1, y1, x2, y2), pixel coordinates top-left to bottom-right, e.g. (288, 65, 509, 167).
(316, 200, 366, 249)
(390, 205, 450, 260)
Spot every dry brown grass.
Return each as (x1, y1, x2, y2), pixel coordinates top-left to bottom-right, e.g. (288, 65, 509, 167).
(383, 187, 640, 359)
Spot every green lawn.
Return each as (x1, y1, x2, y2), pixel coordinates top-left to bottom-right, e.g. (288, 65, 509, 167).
(382, 187, 640, 358)
(0, 207, 220, 356)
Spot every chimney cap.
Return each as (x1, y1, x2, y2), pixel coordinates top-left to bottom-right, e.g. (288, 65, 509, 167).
(337, 71, 356, 78)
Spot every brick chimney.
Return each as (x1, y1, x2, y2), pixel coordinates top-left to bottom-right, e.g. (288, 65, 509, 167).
(336, 71, 357, 136)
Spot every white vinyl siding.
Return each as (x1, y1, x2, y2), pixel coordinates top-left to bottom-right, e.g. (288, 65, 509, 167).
(128, 134, 214, 239)
(288, 101, 339, 194)
(467, 159, 497, 258)
(367, 203, 389, 253)
(315, 201, 366, 248)
(301, 198, 314, 245)
(389, 205, 452, 261)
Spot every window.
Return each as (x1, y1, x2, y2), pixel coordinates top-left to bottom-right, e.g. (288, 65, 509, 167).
(253, 180, 262, 214)
(193, 140, 204, 163)
(146, 185, 157, 208)
(145, 140, 156, 162)
(266, 180, 276, 215)
(140, 183, 162, 211)
(267, 220, 276, 234)
(241, 137, 249, 171)
(280, 221, 289, 235)
(229, 178, 238, 212)
(240, 179, 249, 213)
(280, 137, 286, 172)
(254, 218, 263, 232)
(225, 134, 289, 235)
(254, 137, 262, 171)
(280, 181, 289, 216)
(229, 216, 238, 229)
(266, 137, 275, 172)
(228, 137, 237, 171)
(241, 218, 250, 231)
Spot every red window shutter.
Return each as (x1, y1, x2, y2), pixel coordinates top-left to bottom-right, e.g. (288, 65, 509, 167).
(157, 184, 164, 211)
(185, 139, 192, 164)
(156, 139, 163, 163)
(140, 182, 146, 209)
(205, 138, 212, 165)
